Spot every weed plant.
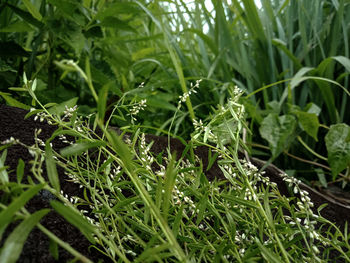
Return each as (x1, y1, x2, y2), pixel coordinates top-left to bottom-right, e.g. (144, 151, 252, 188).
(1, 0, 350, 186)
(1, 79, 350, 262)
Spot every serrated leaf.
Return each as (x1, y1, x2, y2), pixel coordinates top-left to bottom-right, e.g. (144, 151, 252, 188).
(325, 124, 350, 177)
(259, 114, 297, 157)
(0, 209, 49, 263)
(295, 111, 319, 141)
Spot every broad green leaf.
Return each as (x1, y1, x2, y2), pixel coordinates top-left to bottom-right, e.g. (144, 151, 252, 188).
(325, 124, 350, 177)
(304, 102, 321, 116)
(50, 200, 96, 243)
(0, 184, 44, 232)
(259, 114, 297, 157)
(295, 111, 319, 141)
(45, 143, 60, 192)
(60, 141, 106, 157)
(0, 209, 49, 263)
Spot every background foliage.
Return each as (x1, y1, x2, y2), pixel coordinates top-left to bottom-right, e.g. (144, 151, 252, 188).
(1, 0, 350, 185)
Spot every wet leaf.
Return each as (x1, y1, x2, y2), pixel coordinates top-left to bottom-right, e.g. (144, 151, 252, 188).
(325, 124, 350, 177)
(259, 113, 297, 157)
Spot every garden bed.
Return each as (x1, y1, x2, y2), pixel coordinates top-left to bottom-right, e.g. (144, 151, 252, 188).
(1, 104, 350, 262)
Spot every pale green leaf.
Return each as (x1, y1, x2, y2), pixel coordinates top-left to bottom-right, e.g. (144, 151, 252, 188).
(325, 124, 350, 177)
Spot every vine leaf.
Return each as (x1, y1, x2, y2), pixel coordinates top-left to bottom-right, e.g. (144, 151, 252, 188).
(325, 124, 350, 178)
(259, 114, 297, 158)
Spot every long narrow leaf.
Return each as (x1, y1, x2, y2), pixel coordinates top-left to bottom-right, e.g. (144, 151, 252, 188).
(0, 209, 50, 263)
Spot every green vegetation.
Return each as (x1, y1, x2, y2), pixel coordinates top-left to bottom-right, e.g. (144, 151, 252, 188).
(1, 0, 350, 261)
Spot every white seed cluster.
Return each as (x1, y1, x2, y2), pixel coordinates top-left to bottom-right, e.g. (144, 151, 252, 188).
(128, 98, 147, 122)
(177, 79, 201, 107)
(1, 137, 19, 145)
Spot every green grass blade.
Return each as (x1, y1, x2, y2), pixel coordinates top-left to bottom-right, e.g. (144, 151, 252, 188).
(0, 184, 44, 233)
(0, 149, 9, 184)
(45, 142, 60, 192)
(60, 141, 106, 157)
(50, 200, 96, 244)
(0, 209, 50, 263)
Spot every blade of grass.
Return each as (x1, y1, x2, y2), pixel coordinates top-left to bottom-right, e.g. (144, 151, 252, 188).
(0, 209, 50, 263)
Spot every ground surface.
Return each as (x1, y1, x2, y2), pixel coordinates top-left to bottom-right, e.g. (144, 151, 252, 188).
(1, 104, 350, 262)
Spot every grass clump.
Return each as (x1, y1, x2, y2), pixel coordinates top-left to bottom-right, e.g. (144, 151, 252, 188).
(1, 81, 349, 262)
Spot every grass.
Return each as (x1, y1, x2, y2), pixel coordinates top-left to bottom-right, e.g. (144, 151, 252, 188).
(1, 0, 350, 261)
(1, 79, 350, 262)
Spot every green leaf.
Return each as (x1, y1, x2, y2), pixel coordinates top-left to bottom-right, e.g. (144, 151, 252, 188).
(304, 102, 321, 116)
(45, 143, 60, 192)
(49, 239, 59, 260)
(5, 3, 43, 29)
(259, 114, 297, 158)
(0, 21, 34, 33)
(16, 159, 25, 184)
(272, 38, 302, 70)
(0, 209, 50, 263)
(0, 92, 31, 110)
(162, 156, 177, 221)
(255, 238, 282, 263)
(47, 97, 78, 116)
(295, 111, 319, 141)
(60, 141, 106, 157)
(97, 83, 110, 122)
(325, 124, 350, 177)
(315, 168, 328, 188)
(22, 0, 42, 21)
(0, 149, 9, 184)
(0, 184, 44, 233)
(50, 200, 96, 243)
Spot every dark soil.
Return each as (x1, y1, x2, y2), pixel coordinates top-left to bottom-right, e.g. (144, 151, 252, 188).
(1, 104, 350, 262)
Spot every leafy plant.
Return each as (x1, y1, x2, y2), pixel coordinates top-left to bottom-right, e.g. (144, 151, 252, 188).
(1, 76, 350, 261)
